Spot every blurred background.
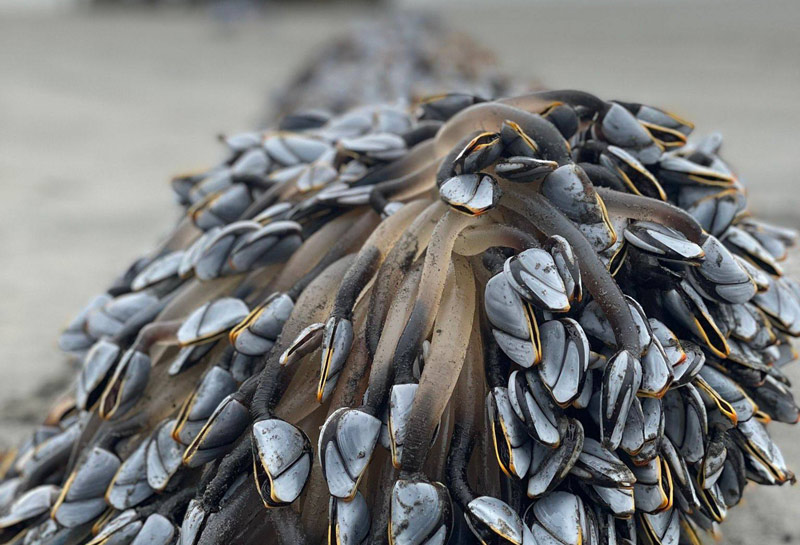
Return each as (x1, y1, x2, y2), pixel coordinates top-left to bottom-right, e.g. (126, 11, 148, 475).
(0, 0, 798, 542)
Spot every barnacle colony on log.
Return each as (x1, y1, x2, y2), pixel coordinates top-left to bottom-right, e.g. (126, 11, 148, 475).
(2, 89, 800, 545)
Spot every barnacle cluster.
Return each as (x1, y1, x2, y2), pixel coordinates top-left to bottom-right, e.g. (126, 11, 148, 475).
(1, 89, 799, 545)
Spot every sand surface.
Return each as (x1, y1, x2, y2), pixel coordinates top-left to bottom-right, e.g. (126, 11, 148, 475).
(0, 2, 798, 542)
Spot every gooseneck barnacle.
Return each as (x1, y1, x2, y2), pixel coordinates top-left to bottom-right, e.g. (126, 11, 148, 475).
(2, 86, 799, 545)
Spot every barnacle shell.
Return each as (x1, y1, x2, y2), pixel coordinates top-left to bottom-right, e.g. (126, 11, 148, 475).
(319, 408, 381, 500)
(389, 478, 452, 545)
(252, 418, 312, 507)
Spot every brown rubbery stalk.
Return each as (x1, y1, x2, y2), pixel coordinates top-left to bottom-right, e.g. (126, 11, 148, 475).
(365, 200, 446, 358)
(504, 187, 642, 355)
(400, 254, 476, 475)
(391, 209, 483, 385)
(596, 186, 708, 244)
(330, 199, 429, 321)
(361, 262, 424, 416)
